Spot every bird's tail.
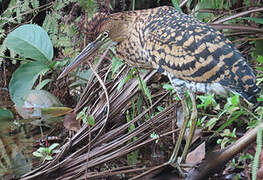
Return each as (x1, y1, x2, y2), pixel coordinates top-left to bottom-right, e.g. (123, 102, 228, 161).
(220, 58, 261, 105)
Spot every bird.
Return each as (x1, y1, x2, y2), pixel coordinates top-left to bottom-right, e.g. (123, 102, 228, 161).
(58, 6, 261, 165)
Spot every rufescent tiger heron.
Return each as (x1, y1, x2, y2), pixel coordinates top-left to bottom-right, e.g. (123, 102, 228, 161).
(58, 6, 261, 164)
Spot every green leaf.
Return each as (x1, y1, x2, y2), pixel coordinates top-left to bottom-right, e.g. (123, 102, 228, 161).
(111, 56, 124, 77)
(42, 107, 73, 118)
(35, 79, 51, 90)
(150, 132, 159, 143)
(137, 76, 152, 105)
(163, 83, 174, 92)
(205, 117, 218, 130)
(254, 40, 263, 57)
(252, 127, 262, 180)
(77, 107, 88, 120)
(117, 68, 136, 90)
(242, 17, 263, 24)
(87, 115, 95, 126)
(32, 151, 44, 158)
(217, 110, 243, 132)
(231, 94, 240, 106)
(45, 155, 53, 161)
(78, 0, 98, 17)
(127, 151, 138, 166)
(4, 24, 53, 62)
(157, 106, 164, 112)
(171, 0, 182, 12)
(9, 61, 50, 106)
(256, 66, 263, 72)
(126, 110, 135, 132)
(0, 108, 14, 121)
(258, 55, 263, 63)
(197, 94, 216, 109)
(49, 143, 59, 151)
(194, 1, 215, 22)
(150, 132, 159, 139)
(38, 147, 48, 153)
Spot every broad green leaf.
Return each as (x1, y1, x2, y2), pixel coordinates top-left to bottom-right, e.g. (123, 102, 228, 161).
(0, 108, 14, 121)
(4, 24, 53, 62)
(9, 61, 49, 106)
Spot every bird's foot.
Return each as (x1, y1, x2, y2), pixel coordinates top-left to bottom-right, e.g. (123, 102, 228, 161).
(167, 158, 186, 178)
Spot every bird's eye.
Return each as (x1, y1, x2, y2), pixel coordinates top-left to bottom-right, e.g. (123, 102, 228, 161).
(103, 31, 109, 37)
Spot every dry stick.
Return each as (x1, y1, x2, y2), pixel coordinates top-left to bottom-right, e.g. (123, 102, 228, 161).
(59, 97, 175, 178)
(84, 56, 109, 179)
(210, 24, 263, 32)
(85, 60, 110, 143)
(72, 45, 113, 148)
(179, 0, 188, 8)
(193, 122, 263, 180)
(67, 93, 172, 168)
(69, 72, 146, 150)
(84, 167, 150, 179)
(22, 72, 159, 179)
(76, 44, 111, 112)
(85, 124, 91, 179)
(59, 119, 173, 178)
(21, 48, 111, 180)
(213, 7, 263, 24)
(64, 126, 180, 179)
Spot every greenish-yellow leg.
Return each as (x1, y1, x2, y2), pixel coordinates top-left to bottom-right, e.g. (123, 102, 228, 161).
(169, 95, 190, 163)
(180, 91, 197, 163)
(169, 90, 198, 164)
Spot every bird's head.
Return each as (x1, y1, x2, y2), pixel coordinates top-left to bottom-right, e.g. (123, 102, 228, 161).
(58, 13, 130, 79)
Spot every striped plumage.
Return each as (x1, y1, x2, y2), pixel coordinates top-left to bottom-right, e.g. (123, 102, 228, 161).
(86, 6, 260, 104)
(58, 6, 261, 164)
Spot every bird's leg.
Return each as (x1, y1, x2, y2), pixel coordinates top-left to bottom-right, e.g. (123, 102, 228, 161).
(169, 93, 190, 164)
(180, 90, 197, 163)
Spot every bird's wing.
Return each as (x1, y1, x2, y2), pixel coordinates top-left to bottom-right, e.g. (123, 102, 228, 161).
(144, 17, 239, 84)
(142, 9, 259, 103)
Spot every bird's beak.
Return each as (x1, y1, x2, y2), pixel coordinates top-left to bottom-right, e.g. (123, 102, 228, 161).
(57, 34, 112, 79)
